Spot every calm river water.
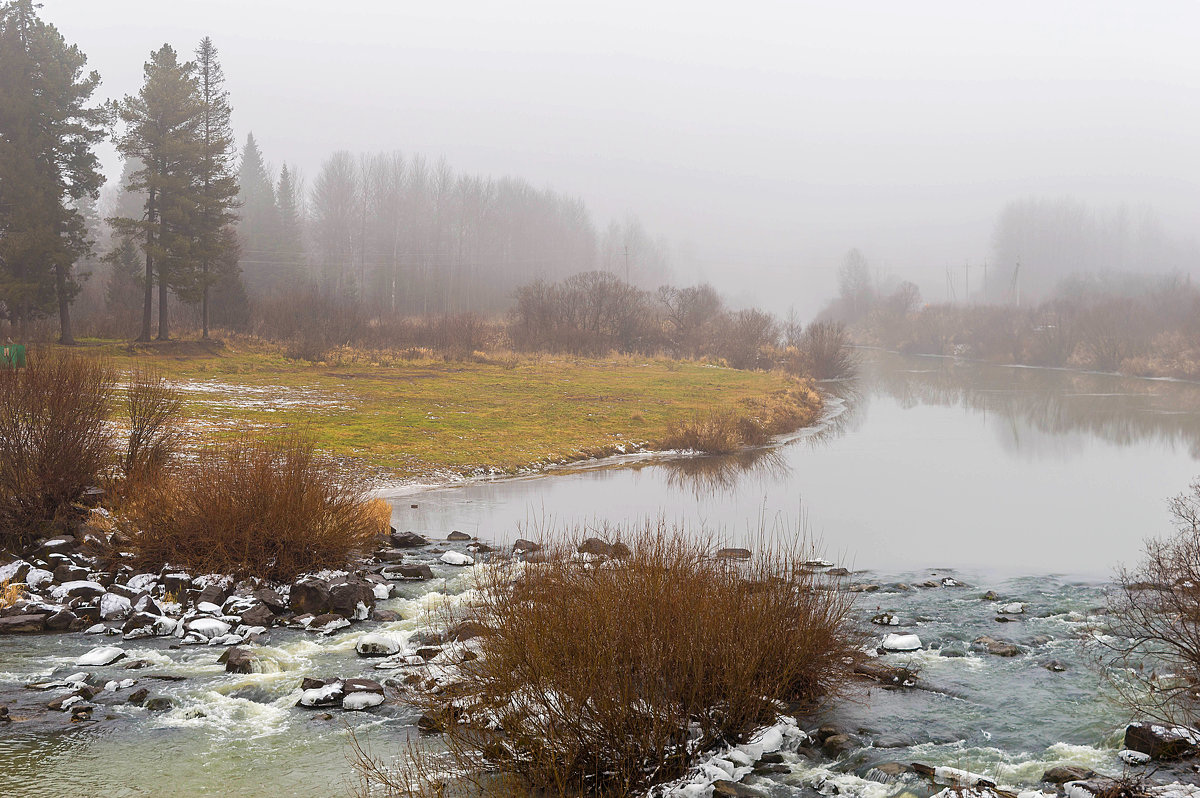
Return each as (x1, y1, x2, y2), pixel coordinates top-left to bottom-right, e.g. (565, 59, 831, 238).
(3, 351, 1199, 797)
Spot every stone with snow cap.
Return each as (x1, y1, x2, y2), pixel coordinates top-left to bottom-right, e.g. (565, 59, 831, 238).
(77, 646, 125, 666)
(880, 633, 921, 652)
(356, 633, 401, 657)
(1124, 721, 1200, 760)
(440, 551, 473, 567)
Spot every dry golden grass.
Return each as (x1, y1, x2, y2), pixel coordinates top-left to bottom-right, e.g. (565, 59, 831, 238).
(660, 378, 822, 454)
(0, 579, 24, 610)
(362, 522, 860, 797)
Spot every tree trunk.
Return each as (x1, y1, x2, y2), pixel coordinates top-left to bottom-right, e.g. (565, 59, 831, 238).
(201, 259, 209, 339)
(139, 188, 156, 342)
(157, 277, 169, 340)
(55, 262, 75, 345)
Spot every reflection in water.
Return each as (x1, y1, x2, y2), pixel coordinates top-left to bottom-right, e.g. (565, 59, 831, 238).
(867, 355, 1200, 459)
(657, 447, 791, 499)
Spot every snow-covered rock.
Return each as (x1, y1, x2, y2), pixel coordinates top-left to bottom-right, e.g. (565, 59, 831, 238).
(100, 592, 132, 620)
(1118, 749, 1151, 765)
(356, 633, 401, 657)
(77, 645, 125, 666)
(298, 679, 344, 708)
(440, 551, 474, 567)
(185, 617, 232, 638)
(881, 633, 922, 652)
(996, 602, 1026, 615)
(342, 691, 385, 710)
(51, 580, 104, 601)
(25, 567, 53, 590)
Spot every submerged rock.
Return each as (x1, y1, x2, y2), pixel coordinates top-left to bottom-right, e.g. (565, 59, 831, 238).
(973, 636, 1022, 657)
(1043, 765, 1096, 783)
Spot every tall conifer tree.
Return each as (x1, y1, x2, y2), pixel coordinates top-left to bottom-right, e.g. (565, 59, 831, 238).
(0, 0, 105, 343)
(193, 36, 239, 338)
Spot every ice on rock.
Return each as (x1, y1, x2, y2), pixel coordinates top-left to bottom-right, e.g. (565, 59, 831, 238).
(997, 602, 1026, 614)
(372, 583, 391, 600)
(195, 601, 223, 615)
(1119, 749, 1151, 765)
(126, 573, 158, 591)
(77, 645, 125, 666)
(440, 551, 474, 566)
(881, 633, 922, 651)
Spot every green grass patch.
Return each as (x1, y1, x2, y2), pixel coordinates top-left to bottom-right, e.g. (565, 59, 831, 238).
(64, 338, 821, 481)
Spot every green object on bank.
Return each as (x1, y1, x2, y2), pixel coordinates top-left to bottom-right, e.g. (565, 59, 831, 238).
(1, 344, 26, 368)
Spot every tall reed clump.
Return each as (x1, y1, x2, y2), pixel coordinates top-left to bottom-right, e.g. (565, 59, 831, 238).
(125, 434, 381, 581)
(0, 352, 115, 548)
(359, 523, 860, 797)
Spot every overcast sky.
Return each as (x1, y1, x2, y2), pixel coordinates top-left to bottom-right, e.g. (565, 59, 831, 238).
(41, 0, 1200, 316)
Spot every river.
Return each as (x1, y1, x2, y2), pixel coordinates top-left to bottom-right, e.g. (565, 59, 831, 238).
(3, 351, 1199, 797)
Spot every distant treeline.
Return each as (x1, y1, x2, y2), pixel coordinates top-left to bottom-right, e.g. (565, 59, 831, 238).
(823, 254, 1200, 379)
(0, 4, 670, 343)
(264, 273, 856, 381)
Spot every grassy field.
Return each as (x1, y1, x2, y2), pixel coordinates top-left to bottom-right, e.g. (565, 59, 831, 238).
(65, 338, 821, 482)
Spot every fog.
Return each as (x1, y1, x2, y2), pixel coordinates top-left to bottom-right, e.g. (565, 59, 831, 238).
(43, 0, 1200, 318)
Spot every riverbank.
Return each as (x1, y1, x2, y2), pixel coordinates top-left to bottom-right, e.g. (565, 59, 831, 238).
(61, 338, 822, 482)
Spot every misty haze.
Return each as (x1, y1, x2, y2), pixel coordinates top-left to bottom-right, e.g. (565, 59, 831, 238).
(2, 3, 1200, 797)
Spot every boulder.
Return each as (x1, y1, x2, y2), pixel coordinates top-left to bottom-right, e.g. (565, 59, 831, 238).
(99, 592, 132, 620)
(45, 610, 78, 631)
(0, 614, 46, 634)
(577, 538, 612, 556)
(251, 587, 287, 613)
(384, 564, 434, 581)
(356, 633, 401, 657)
(328, 580, 374, 620)
(440, 551, 473, 567)
(161, 573, 192, 597)
(309, 613, 350, 634)
(1124, 722, 1200, 760)
(238, 603, 275, 628)
(446, 620, 488, 642)
(973, 636, 1023, 657)
(447, 531, 472, 541)
(144, 697, 173, 711)
(512, 539, 541, 553)
(195, 583, 230, 607)
(1042, 765, 1096, 783)
(822, 733, 857, 756)
(219, 646, 257, 674)
(77, 645, 125, 666)
(297, 678, 345, 708)
(0, 561, 31, 584)
(390, 532, 428, 548)
(881, 633, 922, 652)
(52, 580, 105, 601)
(53, 563, 89, 584)
(290, 580, 332, 616)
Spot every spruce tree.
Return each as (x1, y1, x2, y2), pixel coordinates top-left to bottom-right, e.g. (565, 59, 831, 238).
(276, 162, 306, 278)
(111, 44, 203, 341)
(236, 132, 279, 293)
(193, 36, 239, 339)
(0, 0, 105, 343)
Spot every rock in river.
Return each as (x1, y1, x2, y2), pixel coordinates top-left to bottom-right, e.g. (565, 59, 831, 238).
(356, 633, 401, 657)
(77, 646, 125, 666)
(440, 551, 474, 567)
(881, 633, 922, 652)
(1124, 721, 1200, 760)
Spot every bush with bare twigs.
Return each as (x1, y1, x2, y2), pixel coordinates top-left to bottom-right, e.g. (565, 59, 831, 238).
(121, 366, 185, 489)
(1099, 478, 1200, 728)
(124, 434, 381, 581)
(0, 352, 115, 548)
(356, 523, 860, 797)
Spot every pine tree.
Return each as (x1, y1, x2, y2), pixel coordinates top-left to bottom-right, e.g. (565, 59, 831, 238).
(236, 132, 279, 293)
(111, 44, 204, 341)
(193, 36, 240, 338)
(0, 0, 105, 343)
(276, 162, 306, 279)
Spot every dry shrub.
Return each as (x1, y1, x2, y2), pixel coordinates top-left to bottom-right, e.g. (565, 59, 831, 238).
(121, 366, 184, 489)
(125, 433, 379, 581)
(796, 321, 858, 380)
(1099, 478, 1200, 728)
(380, 523, 859, 797)
(364, 498, 394, 535)
(0, 352, 115, 548)
(661, 408, 749, 454)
